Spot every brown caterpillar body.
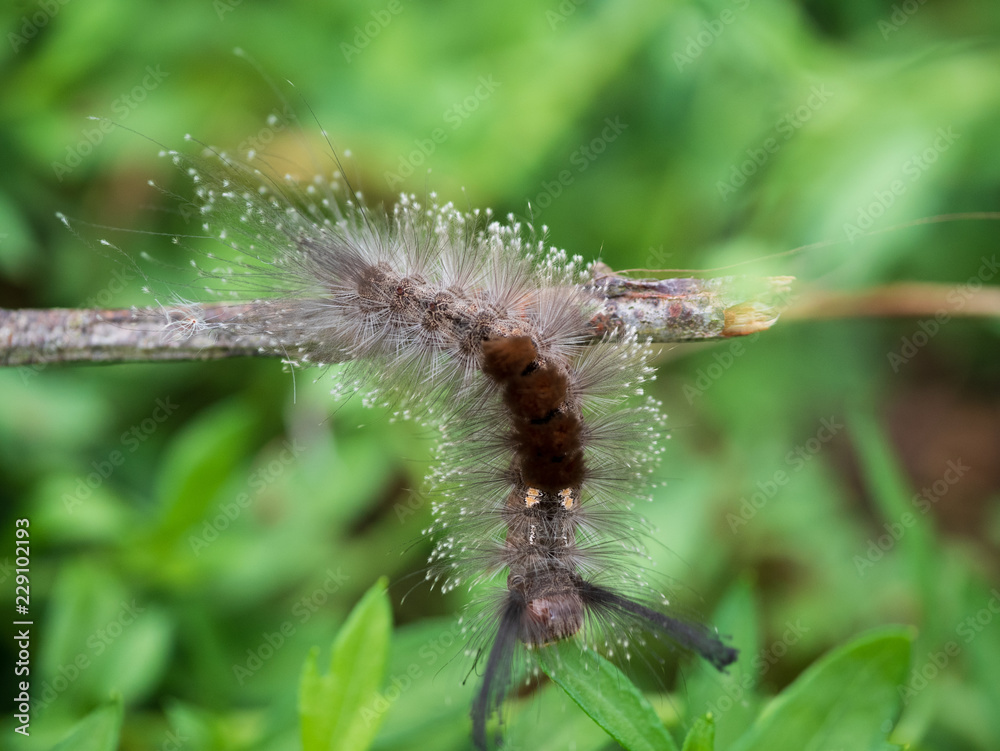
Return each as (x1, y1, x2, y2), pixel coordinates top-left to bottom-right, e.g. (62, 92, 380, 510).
(143, 142, 737, 749)
(483, 335, 586, 646)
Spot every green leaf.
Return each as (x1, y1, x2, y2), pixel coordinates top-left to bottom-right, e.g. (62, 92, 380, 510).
(50, 695, 123, 751)
(685, 577, 760, 747)
(501, 679, 632, 751)
(538, 639, 680, 751)
(368, 618, 476, 750)
(848, 412, 935, 598)
(0, 193, 34, 279)
(730, 627, 913, 751)
(682, 714, 716, 751)
(153, 400, 259, 543)
(95, 605, 174, 704)
(299, 577, 393, 751)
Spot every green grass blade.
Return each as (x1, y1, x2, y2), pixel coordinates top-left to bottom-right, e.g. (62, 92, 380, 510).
(538, 639, 680, 751)
(730, 627, 913, 751)
(299, 577, 393, 751)
(848, 411, 935, 593)
(682, 714, 716, 751)
(50, 695, 123, 751)
(684, 577, 760, 747)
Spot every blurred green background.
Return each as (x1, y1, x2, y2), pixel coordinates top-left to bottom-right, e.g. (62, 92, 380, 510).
(1, 0, 999, 749)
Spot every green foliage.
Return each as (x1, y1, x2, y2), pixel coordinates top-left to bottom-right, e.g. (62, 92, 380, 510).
(2, 0, 999, 750)
(537, 615, 911, 751)
(299, 578, 393, 751)
(539, 640, 681, 751)
(682, 715, 716, 751)
(50, 695, 123, 751)
(729, 628, 911, 751)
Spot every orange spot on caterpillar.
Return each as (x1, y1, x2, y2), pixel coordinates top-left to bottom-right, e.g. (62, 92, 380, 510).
(136, 114, 744, 751)
(559, 488, 574, 509)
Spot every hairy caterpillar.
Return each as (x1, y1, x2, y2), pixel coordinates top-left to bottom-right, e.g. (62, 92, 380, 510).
(127, 127, 739, 747)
